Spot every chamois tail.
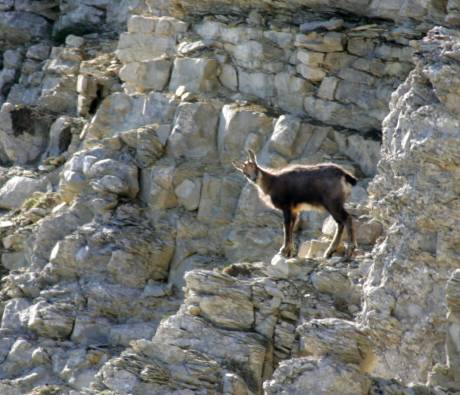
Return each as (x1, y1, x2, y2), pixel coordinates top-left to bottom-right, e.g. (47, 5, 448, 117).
(344, 172, 358, 186)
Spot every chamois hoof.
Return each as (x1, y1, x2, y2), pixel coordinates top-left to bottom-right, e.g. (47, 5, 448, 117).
(279, 245, 293, 258)
(345, 246, 356, 260)
(323, 250, 334, 259)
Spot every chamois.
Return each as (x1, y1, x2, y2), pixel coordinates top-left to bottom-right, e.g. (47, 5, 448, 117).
(233, 150, 357, 259)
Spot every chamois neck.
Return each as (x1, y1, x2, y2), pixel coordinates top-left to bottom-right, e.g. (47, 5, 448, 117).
(255, 166, 274, 194)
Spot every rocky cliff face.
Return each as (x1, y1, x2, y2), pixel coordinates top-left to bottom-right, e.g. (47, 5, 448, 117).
(0, 1, 459, 394)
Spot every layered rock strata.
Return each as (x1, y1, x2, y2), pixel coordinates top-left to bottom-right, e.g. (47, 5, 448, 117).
(0, 0, 458, 394)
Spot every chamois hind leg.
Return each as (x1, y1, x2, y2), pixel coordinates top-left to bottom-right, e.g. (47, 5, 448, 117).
(323, 204, 347, 259)
(280, 209, 295, 257)
(345, 213, 357, 258)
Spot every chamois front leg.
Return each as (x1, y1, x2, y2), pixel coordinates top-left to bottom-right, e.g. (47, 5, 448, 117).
(280, 209, 295, 257)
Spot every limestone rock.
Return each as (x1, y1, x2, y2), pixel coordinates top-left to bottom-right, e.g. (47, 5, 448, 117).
(197, 173, 241, 225)
(217, 104, 273, 166)
(264, 357, 371, 395)
(87, 158, 139, 199)
(322, 215, 383, 246)
(0, 176, 45, 210)
(141, 165, 177, 210)
(119, 59, 172, 93)
(27, 301, 74, 339)
(117, 32, 176, 63)
(267, 115, 301, 159)
(311, 267, 358, 304)
(0, 104, 55, 164)
(53, 4, 105, 39)
(297, 319, 375, 371)
(364, 27, 460, 382)
(333, 132, 381, 177)
(185, 270, 254, 330)
(295, 32, 344, 52)
(274, 72, 314, 114)
(174, 178, 202, 211)
(44, 116, 83, 158)
(1, 298, 31, 332)
(168, 101, 220, 160)
(169, 57, 219, 93)
(0, 11, 50, 45)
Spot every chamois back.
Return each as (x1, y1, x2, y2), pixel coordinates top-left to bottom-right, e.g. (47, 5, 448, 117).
(266, 163, 356, 211)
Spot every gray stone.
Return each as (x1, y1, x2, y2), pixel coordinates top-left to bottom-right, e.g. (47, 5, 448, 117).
(185, 270, 254, 330)
(141, 164, 177, 210)
(70, 315, 111, 345)
(218, 63, 238, 91)
(119, 59, 172, 92)
(3, 49, 23, 69)
(168, 101, 220, 160)
(0, 104, 55, 164)
(1, 251, 27, 271)
(265, 357, 371, 395)
(169, 57, 219, 93)
(0, 176, 46, 210)
(197, 174, 241, 225)
(322, 215, 383, 246)
(65, 34, 85, 48)
(217, 104, 273, 166)
(53, 4, 104, 39)
(86, 158, 139, 198)
(300, 18, 345, 33)
(28, 301, 74, 339)
(317, 76, 339, 100)
(0, 11, 50, 45)
(86, 92, 179, 139)
(116, 32, 176, 63)
(295, 32, 344, 52)
(174, 178, 202, 211)
(274, 72, 314, 114)
(26, 43, 51, 61)
(238, 69, 274, 99)
(44, 116, 77, 158)
(109, 322, 156, 346)
(297, 319, 375, 371)
(1, 298, 31, 332)
(267, 115, 301, 158)
(304, 96, 380, 131)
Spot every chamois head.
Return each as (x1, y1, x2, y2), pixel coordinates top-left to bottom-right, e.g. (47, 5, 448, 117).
(232, 150, 259, 182)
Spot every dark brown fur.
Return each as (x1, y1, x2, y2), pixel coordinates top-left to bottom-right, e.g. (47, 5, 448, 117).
(233, 150, 357, 258)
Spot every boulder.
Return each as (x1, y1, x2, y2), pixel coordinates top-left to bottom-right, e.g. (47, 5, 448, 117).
(116, 32, 176, 63)
(141, 165, 177, 210)
(174, 178, 202, 211)
(0, 11, 50, 45)
(217, 104, 273, 166)
(53, 4, 105, 40)
(0, 176, 46, 210)
(28, 301, 74, 339)
(297, 318, 375, 371)
(264, 357, 371, 395)
(197, 174, 241, 225)
(0, 104, 55, 164)
(1, 298, 31, 332)
(119, 59, 172, 92)
(168, 101, 220, 160)
(185, 270, 254, 330)
(169, 57, 220, 93)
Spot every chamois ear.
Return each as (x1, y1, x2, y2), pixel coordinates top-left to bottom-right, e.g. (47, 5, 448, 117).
(232, 161, 244, 172)
(247, 149, 257, 163)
